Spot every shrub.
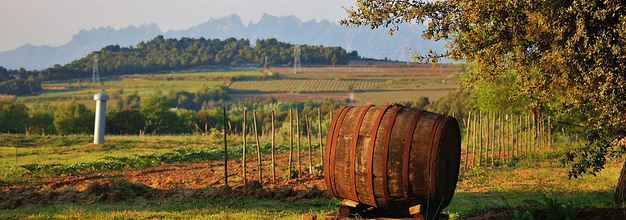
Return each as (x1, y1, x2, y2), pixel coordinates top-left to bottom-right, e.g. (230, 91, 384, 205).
(513, 194, 577, 220)
(108, 109, 145, 135)
(0, 101, 29, 133)
(53, 100, 94, 134)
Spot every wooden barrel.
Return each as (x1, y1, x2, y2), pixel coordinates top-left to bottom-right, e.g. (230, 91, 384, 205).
(324, 104, 461, 212)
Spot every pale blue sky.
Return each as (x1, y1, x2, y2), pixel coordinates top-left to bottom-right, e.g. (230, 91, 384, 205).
(0, 0, 355, 51)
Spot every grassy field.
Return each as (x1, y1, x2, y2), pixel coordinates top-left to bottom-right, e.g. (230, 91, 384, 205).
(0, 135, 212, 171)
(17, 70, 259, 107)
(0, 134, 621, 219)
(0, 198, 338, 220)
(21, 81, 225, 108)
(354, 89, 456, 104)
(11, 66, 461, 107)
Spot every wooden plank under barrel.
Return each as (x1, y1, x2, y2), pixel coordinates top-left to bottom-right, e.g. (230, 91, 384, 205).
(324, 104, 461, 218)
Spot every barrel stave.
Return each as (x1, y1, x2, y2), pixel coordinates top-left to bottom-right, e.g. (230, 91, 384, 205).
(334, 108, 359, 199)
(353, 107, 376, 203)
(386, 108, 420, 209)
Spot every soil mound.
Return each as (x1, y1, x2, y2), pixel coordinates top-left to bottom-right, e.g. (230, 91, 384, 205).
(0, 179, 330, 210)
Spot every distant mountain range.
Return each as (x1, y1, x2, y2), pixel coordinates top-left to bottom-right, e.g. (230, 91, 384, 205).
(0, 14, 446, 70)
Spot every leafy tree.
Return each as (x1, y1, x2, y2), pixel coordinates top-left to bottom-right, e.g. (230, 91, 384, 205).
(342, 0, 626, 202)
(115, 93, 141, 111)
(428, 91, 475, 123)
(28, 103, 57, 135)
(470, 71, 530, 114)
(140, 96, 178, 134)
(0, 66, 43, 95)
(28, 112, 55, 135)
(0, 67, 12, 82)
(0, 101, 29, 133)
(0, 79, 41, 95)
(165, 86, 230, 111)
(194, 108, 227, 133)
(54, 101, 93, 135)
(173, 109, 197, 134)
(398, 96, 430, 109)
(108, 109, 145, 135)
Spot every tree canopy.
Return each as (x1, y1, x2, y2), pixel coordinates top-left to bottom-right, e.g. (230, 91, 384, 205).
(0, 66, 41, 95)
(342, 0, 626, 201)
(37, 36, 360, 80)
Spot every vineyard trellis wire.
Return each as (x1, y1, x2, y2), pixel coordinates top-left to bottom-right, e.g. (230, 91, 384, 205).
(461, 111, 553, 170)
(197, 108, 554, 187)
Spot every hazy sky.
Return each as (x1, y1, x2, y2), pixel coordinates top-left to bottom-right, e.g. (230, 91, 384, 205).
(0, 0, 355, 51)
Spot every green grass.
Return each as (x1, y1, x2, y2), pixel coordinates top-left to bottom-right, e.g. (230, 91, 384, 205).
(19, 147, 224, 175)
(0, 136, 620, 219)
(27, 80, 223, 97)
(0, 134, 217, 181)
(0, 134, 299, 182)
(11, 67, 461, 106)
(0, 198, 339, 220)
(154, 70, 262, 77)
(18, 74, 227, 107)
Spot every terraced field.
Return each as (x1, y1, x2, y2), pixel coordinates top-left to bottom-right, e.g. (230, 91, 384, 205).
(230, 79, 387, 92)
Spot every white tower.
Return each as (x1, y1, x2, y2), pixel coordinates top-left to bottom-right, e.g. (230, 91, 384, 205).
(93, 93, 109, 144)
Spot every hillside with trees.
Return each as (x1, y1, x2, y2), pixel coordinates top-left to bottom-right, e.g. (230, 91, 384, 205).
(36, 36, 360, 80)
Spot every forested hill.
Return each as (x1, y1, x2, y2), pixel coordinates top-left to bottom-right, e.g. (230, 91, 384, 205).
(37, 35, 360, 80)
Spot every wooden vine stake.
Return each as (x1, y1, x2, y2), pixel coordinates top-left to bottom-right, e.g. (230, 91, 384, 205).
(472, 110, 478, 167)
(494, 112, 498, 164)
(525, 114, 529, 156)
(518, 114, 521, 157)
(490, 112, 498, 167)
(465, 111, 472, 170)
(306, 115, 313, 174)
(548, 116, 553, 149)
(288, 109, 294, 179)
(508, 113, 513, 162)
(517, 114, 526, 158)
(242, 110, 247, 185)
(498, 113, 502, 162)
(296, 110, 302, 176)
(517, 114, 522, 158)
(512, 114, 516, 159)
(318, 108, 323, 165)
(223, 107, 228, 186)
(271, 111, 276, 183)
(486, 112, 491, 167)
(253, 111, 262, 183)
(478, 111, 483, 167)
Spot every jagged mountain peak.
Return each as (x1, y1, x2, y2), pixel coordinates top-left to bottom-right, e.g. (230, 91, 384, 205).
(0, 14, 444, 70)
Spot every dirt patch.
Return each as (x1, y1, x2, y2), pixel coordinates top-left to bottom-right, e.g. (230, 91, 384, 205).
(0, 152, 330, 209)
(0, 179, 330, 210)
(465, 206, 626, 220)
(1, 152, 326, 192)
